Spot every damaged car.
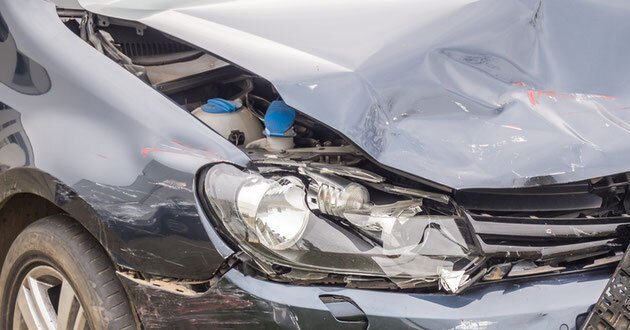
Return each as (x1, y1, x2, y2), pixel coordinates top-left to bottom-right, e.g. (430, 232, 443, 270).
(1, 0, 630, 328)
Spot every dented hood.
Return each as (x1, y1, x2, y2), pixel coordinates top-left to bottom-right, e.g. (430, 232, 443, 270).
(78, 0, 630, 189)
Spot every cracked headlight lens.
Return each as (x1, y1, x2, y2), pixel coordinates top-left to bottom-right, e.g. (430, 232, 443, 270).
(203, 163, 481, 292)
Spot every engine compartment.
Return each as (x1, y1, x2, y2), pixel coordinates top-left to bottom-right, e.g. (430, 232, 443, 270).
(61, 11, 358, 156)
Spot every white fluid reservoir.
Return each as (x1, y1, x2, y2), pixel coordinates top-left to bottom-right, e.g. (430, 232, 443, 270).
(192, 98, 264, 145)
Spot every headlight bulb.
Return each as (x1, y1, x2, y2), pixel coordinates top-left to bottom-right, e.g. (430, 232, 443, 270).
(317, 182, 370, 217)
(302, 168, 371, 218)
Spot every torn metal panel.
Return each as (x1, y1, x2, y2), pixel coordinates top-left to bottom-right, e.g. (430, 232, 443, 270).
(76, 0, 630, 189)
(70, 160, 225, 278)
(117, 271, 333, 329)
(117, 272, 280, 329)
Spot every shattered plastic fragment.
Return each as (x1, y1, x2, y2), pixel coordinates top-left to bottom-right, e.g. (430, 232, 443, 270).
(439, 269, 467, 293)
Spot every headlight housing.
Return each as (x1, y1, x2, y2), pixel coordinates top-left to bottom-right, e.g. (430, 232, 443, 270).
(203, 163, 481, 292)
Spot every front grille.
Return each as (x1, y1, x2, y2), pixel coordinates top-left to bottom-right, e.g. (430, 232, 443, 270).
(468, 214, 630, 259)
(455, 173, 630, 279)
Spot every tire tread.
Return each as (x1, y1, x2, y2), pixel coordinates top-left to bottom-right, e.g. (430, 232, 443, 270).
(0, 215, 138, 329)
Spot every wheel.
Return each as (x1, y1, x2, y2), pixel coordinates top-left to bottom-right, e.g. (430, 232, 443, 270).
(0, 215, 137, 329)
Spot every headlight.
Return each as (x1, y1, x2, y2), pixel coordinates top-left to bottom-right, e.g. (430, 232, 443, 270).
(203, 163, 481, 292)
(205, 164, 310, 251)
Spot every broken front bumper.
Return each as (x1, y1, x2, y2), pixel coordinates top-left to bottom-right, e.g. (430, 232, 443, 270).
(584, 245, 630, 329)
(118, 268, 610, 329)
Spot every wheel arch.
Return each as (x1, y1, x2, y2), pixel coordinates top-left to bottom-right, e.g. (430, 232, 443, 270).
(0, 167, 118, 270)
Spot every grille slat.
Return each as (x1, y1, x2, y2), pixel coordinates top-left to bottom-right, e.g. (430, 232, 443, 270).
(456, 173, 630, 261)
(477, 237, 615, 259)
(469, 215, 630, 239)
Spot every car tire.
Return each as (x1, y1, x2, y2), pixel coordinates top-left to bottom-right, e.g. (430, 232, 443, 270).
(0, 215, 137, 329)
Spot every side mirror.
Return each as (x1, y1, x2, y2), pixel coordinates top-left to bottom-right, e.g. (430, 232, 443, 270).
(0, 13, 8, 42)
(0, 12, 16, 83)
(0, 12, 50, 94)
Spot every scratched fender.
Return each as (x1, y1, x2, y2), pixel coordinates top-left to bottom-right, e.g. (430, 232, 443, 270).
(0, 0, 249, 279)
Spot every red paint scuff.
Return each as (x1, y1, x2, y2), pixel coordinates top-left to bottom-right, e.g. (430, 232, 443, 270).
(525, 88, 616, 108)
(528, 90, 537, 106)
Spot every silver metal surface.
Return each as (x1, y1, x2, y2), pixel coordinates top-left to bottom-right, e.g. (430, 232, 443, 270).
(13, 266, 88, 330)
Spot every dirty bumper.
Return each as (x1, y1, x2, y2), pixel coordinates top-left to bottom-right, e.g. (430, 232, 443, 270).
(119, 269, 609, 329)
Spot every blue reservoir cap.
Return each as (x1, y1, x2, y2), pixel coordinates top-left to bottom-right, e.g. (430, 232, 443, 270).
(264, 101, 296, 137)
(201, 98, 240, 113)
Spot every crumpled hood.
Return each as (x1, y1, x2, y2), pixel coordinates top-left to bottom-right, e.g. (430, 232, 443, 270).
(78, 0, 630, 189)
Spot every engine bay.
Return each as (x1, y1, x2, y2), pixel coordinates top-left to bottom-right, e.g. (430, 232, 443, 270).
(60, 11, 359, 157)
